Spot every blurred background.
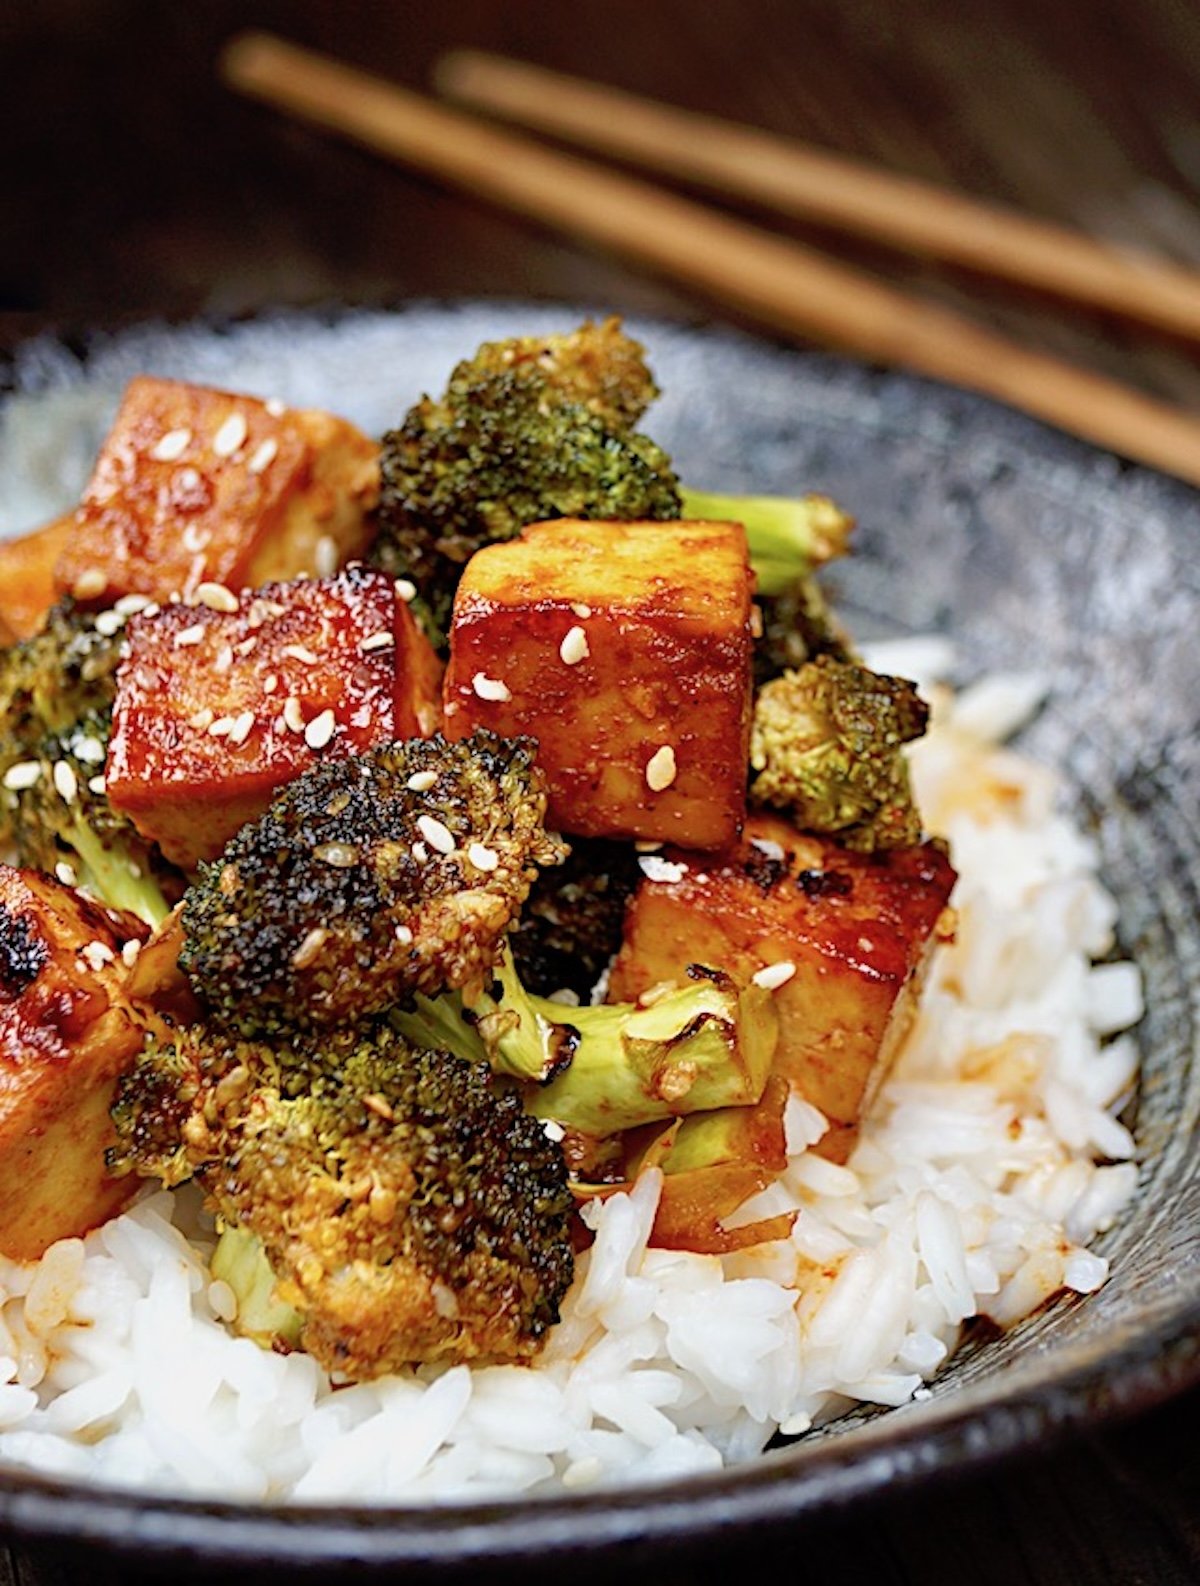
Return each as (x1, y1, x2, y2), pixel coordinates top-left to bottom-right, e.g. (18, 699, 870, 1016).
(2, 2, 1200, 1582)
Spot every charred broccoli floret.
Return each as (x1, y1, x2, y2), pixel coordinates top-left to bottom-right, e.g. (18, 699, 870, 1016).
(394, 947, 779, 1138)
(4, 707, 177, 927)
(179, 732, 567, 1036)
(372, 319, 681, 636)
(507, 835, 641, 1001)
(112, 1020, 575, 1374)
(749, 655, 929, 851)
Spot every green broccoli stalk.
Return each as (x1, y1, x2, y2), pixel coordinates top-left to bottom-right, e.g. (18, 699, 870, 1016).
(393, 948, 779, 1137)
(209, 1224, 303, 1351)
(749, 654, 929, 851)
(679, 488, 853, 596)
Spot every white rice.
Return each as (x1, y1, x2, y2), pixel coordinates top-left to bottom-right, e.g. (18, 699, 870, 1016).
(0, 642, 1142, 1502)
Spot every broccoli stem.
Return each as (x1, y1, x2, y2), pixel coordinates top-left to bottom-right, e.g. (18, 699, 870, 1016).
(66, 816, 172, 928)
(680, 487, 853, 596)
(209, 1223, 303, 1351)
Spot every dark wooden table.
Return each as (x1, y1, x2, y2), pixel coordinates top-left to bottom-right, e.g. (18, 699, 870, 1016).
(2, 2, 1198, 1581)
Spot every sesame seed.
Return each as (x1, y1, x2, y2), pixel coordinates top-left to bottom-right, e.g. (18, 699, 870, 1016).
(265, 397, 286, 417)
(81, 940, 115, 971)
(395, 924, 414, 945)
(304, 709, 337, 750)
(417, 814, 456, 855)
(638, 854, 689, 884)
(115, 593, 151, 616)
(53, 761, 78, 802)
(749, 836, 786, 862)
(467, 841, 498, 871)
(394, 578, 417, 602)
(188, 707, 215, 730)
(411, 842, 429, 863)
(54, 861, 77, 887)
(749, 605, 764, 639)
(314, 535, 339, 577)
(634, 839, 663, 853)
(151, 427, 191, 462)
(121, 939, 142, 968)
(541, 1118, 566, 1142)
(752, 960, 797, 991)
(291, 926, 329, 970)
(175, 466, 202, 493)
(73, 736, 106, 765)
(314, 842, 360, 868)
(213, 645, 234, 674)
(472, 672, 511, 702)
(235, 636, 258, 657)
(195, 581, 239, 614)
(72, 569, 107, 600)
(359, 631, 394, 653)
(227, 710, 256, 747)
(181, 523, 212, 555)
(247, 437, 278, 475)
(94, 609, 126, 638)
(87, 775, 107, 795)
(207, 716, 238, 738)
(363, 1093, 395, 1123)
(212, 411, 248, 457)
(262, 673, 279, 695)
(281, 644, 320, 664)
(645, 744, 677, 792)
(174, 623, 206, 648)
(406, 770, 438, 792)
(559, 625, 590, 665)
(570, 603, 592, 619)
(3, 761, 42, 791)
(283, 697, 306, 734)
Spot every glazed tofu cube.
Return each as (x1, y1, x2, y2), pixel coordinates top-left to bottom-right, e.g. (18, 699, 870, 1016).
(106, 565, 441, 869)
(0, 866, 146, 1258)
(0, 515, 74, 640)
(55, 377, 379, 607)
(607, 813, 957, 1161)
(443, 520, 754, 848)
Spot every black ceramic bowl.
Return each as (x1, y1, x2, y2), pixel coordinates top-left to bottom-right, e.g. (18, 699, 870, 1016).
(0, 304, 1196, 1578)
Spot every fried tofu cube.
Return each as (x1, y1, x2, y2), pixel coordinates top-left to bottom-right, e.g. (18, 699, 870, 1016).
(0, 866, 147, 1258)
(0, 515, 74, 640)
(55, 377, 379, 607)
(608, 813, 957, 1161)
(443, 520, 754, 848)
(106, 565, 441, 869)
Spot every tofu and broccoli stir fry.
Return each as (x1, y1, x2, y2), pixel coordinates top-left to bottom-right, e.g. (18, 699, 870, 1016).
(0, 320, 955, 1380)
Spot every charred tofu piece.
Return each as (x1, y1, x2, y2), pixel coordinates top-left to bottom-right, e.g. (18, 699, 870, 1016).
(0, 515, 74, 640)
(106, 565, 442, 870)
(54, 377, 379, 607)
(608, 813, 957, 1161)
(443, 520, 753, 848)
(0, 866, 147, 1259)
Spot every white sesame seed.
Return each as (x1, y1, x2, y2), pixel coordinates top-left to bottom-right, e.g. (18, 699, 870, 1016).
(395, 924, 414, 945)
(645, 744, 677, 792)
(212, 411, 248, 458)
(406, 770, 438, 792)
(121, 939, 142, 968)
(213, 645, 234, 674)
(175, 467, 202, 493)
(411, 842, 428, 863)
(151, 427, 191, 462)
(304, 709, 337, 750)
(570, 603, 593, 619)
(394, 578, 417, 602)
(262, 673, 279, 695)
(94, 609, 126, 638)
(417, 814, 456, 855)
(188, 707, 215, 730)
(207, 716, 238, 738)
(359, 631, 395, 653)
(467, 841, 498, 871)
(749, 836, 786, 863)
(115, 593, 151, 616)
(265, 397, 286, 417)
(638, 854, 689, 884)
(283, 697, 306, 734)
(141, 602, 161, 618)
(81, 940, 115, 971)
(72, 736, 106, 766)
(559, 625, 590, 666)
(182, 523, 211, 556)
(53, 761, 78, 802)
(291, 927, 329, 970)
(3, 761, 42, 792)
(54, 861, 77, 886)
(247, 437, 278, 475)
(472, 672, 511, 703)
(541, 1118, 566, 1142)
(227, 710, 256, 747)
(71, 568, 107, 600)
(87, 775, 107, 795)
(173, 622, 206, 648)
(281, 644, 320, 665)
(235, 636, 258, 657)
(195, 581, 239, 614)
(752, 960, 797, 991)
(314, 535, 339, 577)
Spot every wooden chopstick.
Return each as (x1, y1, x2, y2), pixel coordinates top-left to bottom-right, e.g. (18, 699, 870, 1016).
(220, 32, 1200, 490)
(436, 48, 1200, 345)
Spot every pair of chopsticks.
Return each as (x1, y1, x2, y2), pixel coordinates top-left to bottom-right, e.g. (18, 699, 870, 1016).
(221, 33, 1200, 489)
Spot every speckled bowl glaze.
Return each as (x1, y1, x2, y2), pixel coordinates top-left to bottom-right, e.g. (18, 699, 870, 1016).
(0, 304, 1196, 1574)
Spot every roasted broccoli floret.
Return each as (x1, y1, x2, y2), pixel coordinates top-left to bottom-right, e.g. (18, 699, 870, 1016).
(507, 835, 641, 1001)
(749, 655, 929, 851)
(3, 706, 177, 927)
(372, 319, 681, 636)
(394, 948, 779, 1138)
(112, 1020, 575, 1374)
(179, 731, 567, 1036)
